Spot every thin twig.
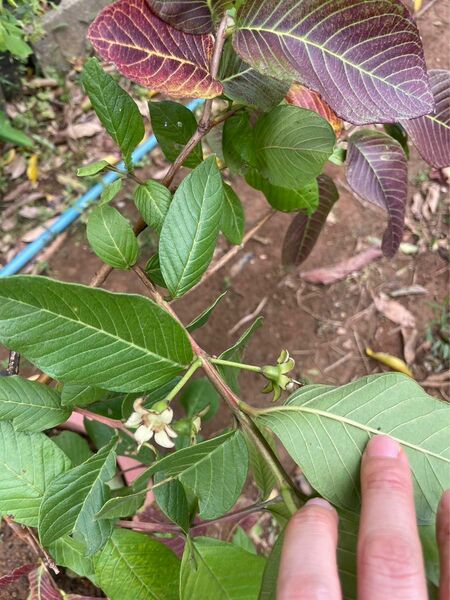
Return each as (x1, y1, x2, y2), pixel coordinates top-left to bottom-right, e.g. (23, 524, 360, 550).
(132, 264, 304, 508)
(7, 351, 20, 375)
(3, 517, 59, 574)
(229, 297, 268, 335)
(118, 496, 282, 534)
(76, 407, 135, 439)
(88, 19, 230, 291)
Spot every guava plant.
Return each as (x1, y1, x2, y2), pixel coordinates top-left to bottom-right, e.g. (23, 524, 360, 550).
(0, 0, 449, 598)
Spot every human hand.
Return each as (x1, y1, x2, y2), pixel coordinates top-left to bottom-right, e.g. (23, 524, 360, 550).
(278, 435, 449, 599)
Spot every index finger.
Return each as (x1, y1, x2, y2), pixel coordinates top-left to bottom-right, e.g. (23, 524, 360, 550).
(357, 435, 427, 600)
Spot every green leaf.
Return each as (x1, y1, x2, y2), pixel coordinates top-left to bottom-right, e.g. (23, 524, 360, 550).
(51, 431, 94, 467)
(221, 183, 245, 244)
(134, 180, 172, 233)
(38, 437, 118, 554)
(244, 429, 277, 501)
(232, 527, 257, 554)
(258, 374, 450, 523)
(149, 100, 202, 168)
(337, 509, 359, 600)
(181, 537, 266, 599)
(154, 473, 190, 531)
(100, 179, 123, 205)
(246, 169, 319, 214)
(4, 32, 32, 59)
(149, 430, 248, 519)
(180, 378, 219, 421)
(222, 111, 255, 174)
(219, 40, 289, 111)
(217, 317, 263, 394)
(0, 276, 193, 393)
(0, 422, 70, 526)
(145, 254, 168, 288)
(96, 471, 150, 520)
(48, 536, 96, 582)
(420, 525, 440, 588)
(0, 111, 33, 147)
(253, 106, 335, 189)
(258, 530, 285, 600)
(0, 376, 70, 431)
(384, 123, 410, 158)
(186, 291, 227, 332)
(87, 204, 139, 269)
(77, 160, 110, 177)
(61, 384, 107, 409)
(94, 528, 180, 600)
(159, 156, 224, 298)
(81, 58, 144, 171)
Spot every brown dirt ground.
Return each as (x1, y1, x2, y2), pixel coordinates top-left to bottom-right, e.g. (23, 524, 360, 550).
(0, 3, 449, 597)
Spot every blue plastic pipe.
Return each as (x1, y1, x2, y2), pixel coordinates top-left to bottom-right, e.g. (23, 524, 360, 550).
(0, 98, 205, 277)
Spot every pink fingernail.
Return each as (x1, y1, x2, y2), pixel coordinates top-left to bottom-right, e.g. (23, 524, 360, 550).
(305, 498, 334, 511)
(366, 435, 400, 458)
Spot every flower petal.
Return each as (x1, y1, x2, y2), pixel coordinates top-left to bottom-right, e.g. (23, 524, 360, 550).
(165, 425, 178, 439)
(159, 407, 174, 425)
(155, 429, 175, 448)
(135, 425, 153, 445)
(125, 412, 141, 428)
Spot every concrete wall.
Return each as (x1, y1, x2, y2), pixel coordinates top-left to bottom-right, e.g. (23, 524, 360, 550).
(33, 0, 111, 73)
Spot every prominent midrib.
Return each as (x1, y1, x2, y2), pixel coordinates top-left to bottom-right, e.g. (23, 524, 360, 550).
(109, 539, 160, 600)
(239, 26, 423, 99)
(261, 405, 450, 463)
(92, 35, 201, 70)
(0, 398, 63, 412)
(1, 296, 182, 369)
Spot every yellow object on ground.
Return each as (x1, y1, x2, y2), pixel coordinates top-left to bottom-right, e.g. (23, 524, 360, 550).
(365, 347, 413, 378)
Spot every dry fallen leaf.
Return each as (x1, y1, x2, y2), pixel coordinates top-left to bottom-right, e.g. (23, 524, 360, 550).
(373, 293, 418, 364)
(66, 120, 103, 139)
(389, 285, 428, 298)
(373, 292, 416, 328)
(366, 348, 413, 377)
(5, 154, 26, 180)
(300, 247, 383, 285)
(26, 154, 39, 187)
(422, 182, 440, 221)
(22, 217, 59, 243)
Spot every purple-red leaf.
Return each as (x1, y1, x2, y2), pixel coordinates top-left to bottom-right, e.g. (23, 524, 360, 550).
(282, 175, 339, 266)
(286, 84, 343, 137)
(401, 69, 450, 168)
(88, 0, 223, 99)
(0, 563, 36, 588)
(346, 130, 408, 257)
(27, 565, 63, 600)
(146, 0, 230, 34)
(233, 0, 433, 125)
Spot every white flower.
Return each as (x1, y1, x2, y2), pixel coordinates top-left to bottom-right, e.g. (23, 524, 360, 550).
(125, 398, 177, 449)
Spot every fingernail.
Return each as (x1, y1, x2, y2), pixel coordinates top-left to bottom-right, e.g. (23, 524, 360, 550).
(366, 435, 400, 458)
(305, 498, 334, 511)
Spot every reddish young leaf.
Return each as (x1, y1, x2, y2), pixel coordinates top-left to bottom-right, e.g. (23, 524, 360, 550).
(0, 564, 36, 588)
(233, 0, 433, 125)
(286, 84, 343, 137)
(401, 70, 450, 168)
(146, 0, 231, 34)
(282, 175, 339, 267)
(88, 0, 223, 99)
(346, 130, 407, 257)
(27, 565, 63, 600)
